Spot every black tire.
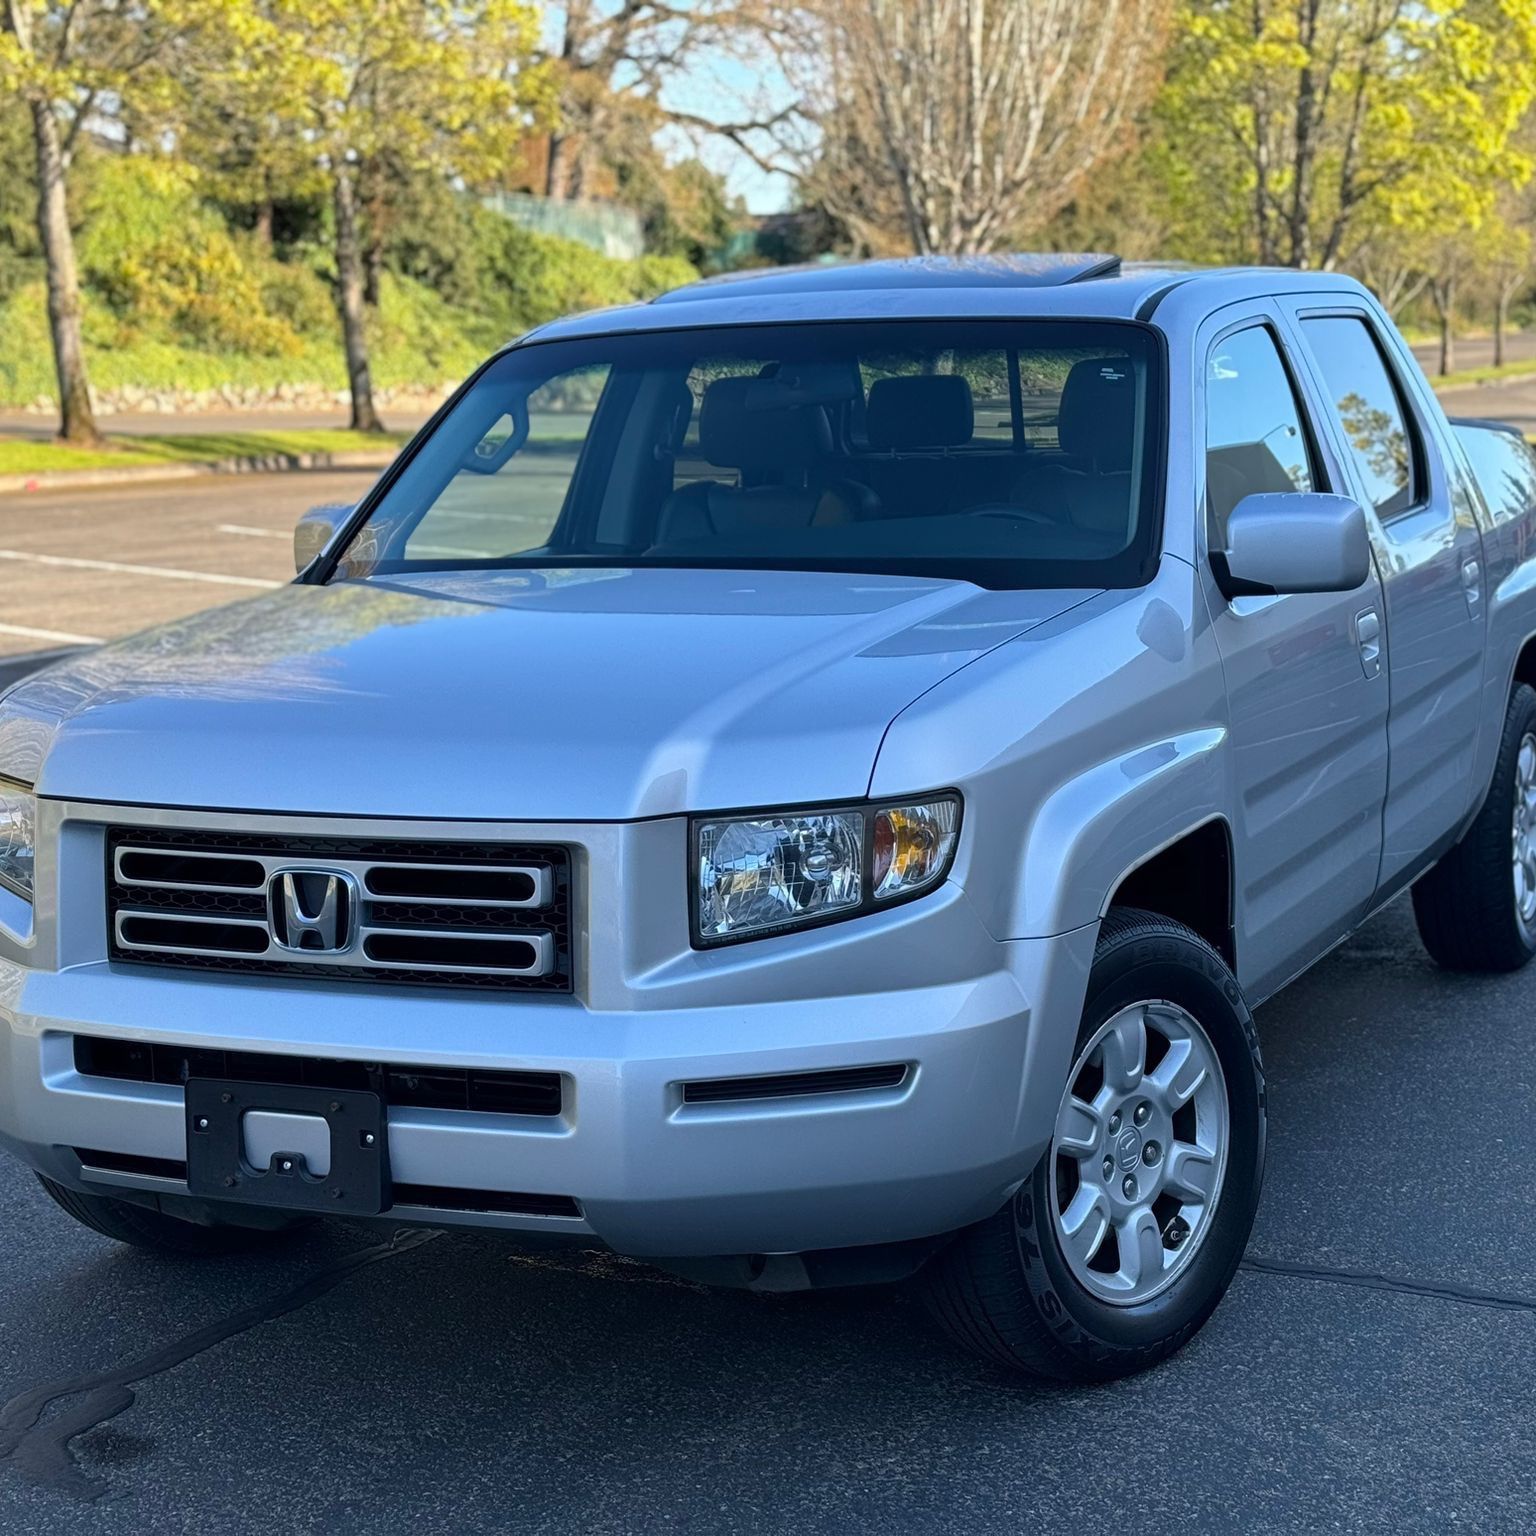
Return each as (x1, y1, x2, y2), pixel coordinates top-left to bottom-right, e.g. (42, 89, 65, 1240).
(36, 1174, 297, 1257)
(919, 908, 1266, 1383)
(1412, 683, 1536, 973)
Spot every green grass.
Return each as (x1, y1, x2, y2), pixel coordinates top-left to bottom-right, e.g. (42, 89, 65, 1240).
(1432, 357, 1536, 390)
(0, 428, 408, 478)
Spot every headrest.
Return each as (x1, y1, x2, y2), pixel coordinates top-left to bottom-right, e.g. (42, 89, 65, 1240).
(698, 375, 832, 472)
(866, 375, 974, 449)
(1057, 358, 1135, 468)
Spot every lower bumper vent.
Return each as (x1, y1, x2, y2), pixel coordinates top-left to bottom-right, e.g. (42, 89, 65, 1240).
(390, 1185, 581, 1218)
(73, 1036, 564, 1118)
(681, 1063, 909, 1105)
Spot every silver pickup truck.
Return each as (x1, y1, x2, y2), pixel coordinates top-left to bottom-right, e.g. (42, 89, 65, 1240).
(4, 255, 1535, 1382)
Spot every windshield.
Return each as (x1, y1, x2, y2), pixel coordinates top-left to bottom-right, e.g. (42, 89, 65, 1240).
(333, 320, 1164, 591)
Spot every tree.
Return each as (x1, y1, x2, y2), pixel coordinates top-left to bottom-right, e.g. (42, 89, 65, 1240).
(229, 0, 550, 433)
(757, 0, 1169, 256)
(1481, 163, 1536, 367)
(0, 1, 260, 442)
(1160, 0, 1536, 271)
(542, 1, 770, 202)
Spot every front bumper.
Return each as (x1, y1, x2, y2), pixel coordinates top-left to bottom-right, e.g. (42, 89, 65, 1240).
(0, 800, 1096, 1258)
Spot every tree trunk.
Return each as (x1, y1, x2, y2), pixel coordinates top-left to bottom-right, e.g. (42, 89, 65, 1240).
(364, 236, 383, 309)
(332, 165, 383, 434)
(1496, 290, 1508, 369)
(545, 131, 575, 199)
(254, 198, 274, 248)
(363, 162, 385, 308)
(1432, 278, 1456, 377)
(27, 97, 99, 445)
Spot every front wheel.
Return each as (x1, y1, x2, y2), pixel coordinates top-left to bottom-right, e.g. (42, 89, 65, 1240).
(920, 908, 1266, 1382)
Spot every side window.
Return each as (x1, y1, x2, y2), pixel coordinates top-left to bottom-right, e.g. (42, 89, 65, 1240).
(399, 364, 610, 562)
(1301, 316, 1422, 519)
(1205, 326, 1317, 533)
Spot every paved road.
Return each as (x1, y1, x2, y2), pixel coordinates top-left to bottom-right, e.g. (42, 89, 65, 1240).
(0, 468, 382, 659)
(1410, 331, 1536, 377)
(0, 895, 1532, 1532)
(1440, 375, 1536, 436)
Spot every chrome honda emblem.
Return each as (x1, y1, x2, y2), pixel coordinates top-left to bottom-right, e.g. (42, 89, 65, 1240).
(270, 869, 357, 953)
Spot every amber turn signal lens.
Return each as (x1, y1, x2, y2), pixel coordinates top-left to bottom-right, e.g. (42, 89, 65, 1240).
(872, 799, 960, 900)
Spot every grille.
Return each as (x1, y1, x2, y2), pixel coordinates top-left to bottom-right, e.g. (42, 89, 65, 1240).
(681, 1063, 909, 1104)
(106, 827, 573, 992)
(73, 1035, 564, 1117)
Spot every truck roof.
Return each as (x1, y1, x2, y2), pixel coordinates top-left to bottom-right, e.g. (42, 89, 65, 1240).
(521, 255, 1371, 347)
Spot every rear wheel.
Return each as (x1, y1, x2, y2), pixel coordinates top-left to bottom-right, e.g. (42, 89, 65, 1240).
(37, 1175, 299, 1257)
(919, 908, 1265, 1382)
(1413, 683, 1536, 973)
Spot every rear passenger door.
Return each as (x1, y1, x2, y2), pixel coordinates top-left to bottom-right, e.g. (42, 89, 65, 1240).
(1200, 311, 1389, 1000)
(1284, 304, 1488, 894)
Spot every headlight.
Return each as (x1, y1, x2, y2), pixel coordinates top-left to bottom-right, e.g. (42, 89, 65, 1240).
(693, 794, 960, 945)
(0, 775, 35, 901)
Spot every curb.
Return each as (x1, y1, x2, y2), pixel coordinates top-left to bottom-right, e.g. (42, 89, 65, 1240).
(0, 447, 398, 497)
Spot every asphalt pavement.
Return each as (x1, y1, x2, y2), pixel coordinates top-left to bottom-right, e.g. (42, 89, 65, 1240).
(0, 898, 1532, 1533)
(0, 468, 380, 659)
(2, 379, 1536, 1532)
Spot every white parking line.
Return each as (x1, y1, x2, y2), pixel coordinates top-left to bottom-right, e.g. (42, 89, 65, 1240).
(218, 524, 289, 540)
(0, 549, 282, 589)
(0, 621, 104, 645)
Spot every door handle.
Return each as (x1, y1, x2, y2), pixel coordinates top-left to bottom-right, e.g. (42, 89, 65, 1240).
(1462, 557, 1482, 612)
(1355, 608, 1382, 679)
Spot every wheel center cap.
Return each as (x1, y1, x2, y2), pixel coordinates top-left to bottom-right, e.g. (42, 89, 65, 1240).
(1116, 1127, 1143, 1172)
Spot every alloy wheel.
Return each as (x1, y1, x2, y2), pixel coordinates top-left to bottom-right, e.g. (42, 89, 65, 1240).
(1048, 1000, 1229, 1306)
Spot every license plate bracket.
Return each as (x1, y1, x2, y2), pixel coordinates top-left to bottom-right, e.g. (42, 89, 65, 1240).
(185, 1079, 389, 1215)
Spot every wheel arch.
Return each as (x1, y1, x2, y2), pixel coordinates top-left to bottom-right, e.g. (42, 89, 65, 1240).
(1102, 817, 1236, 969)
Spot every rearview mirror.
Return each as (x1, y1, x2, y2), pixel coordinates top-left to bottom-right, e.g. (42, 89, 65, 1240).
(1213, 492, 1370, 599)
(294, 503, 352, 574)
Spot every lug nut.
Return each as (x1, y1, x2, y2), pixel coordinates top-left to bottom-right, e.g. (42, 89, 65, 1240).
(1108, 1111, 1122, 1135)
(1143, 1140, 1162, 1167)
(1122, 1174, 1138, 1199)
(1134, 1101, 1151, 1127)
(1102, 1156, 1115, 1179)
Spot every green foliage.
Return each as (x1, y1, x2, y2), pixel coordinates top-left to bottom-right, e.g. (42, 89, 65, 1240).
(77, 157, 301, 355)
(0, 147, 698, 407)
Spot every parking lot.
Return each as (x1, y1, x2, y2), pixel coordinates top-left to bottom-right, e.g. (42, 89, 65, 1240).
(0, 468, 384, 664)
(2, 455, 1535, 1531)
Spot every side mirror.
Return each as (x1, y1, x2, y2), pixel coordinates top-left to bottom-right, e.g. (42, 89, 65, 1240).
(294, 503, 352, 575)
(1213, 492, 1370, 599)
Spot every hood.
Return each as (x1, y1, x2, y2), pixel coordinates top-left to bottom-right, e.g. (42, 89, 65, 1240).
(2, 568, 1096, 820)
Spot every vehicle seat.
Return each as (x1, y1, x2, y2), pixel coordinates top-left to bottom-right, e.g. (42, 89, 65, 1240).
(1013, 359, 1136, 534)
(654, 376, 875, 544)
(863, 376, 975, 517)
